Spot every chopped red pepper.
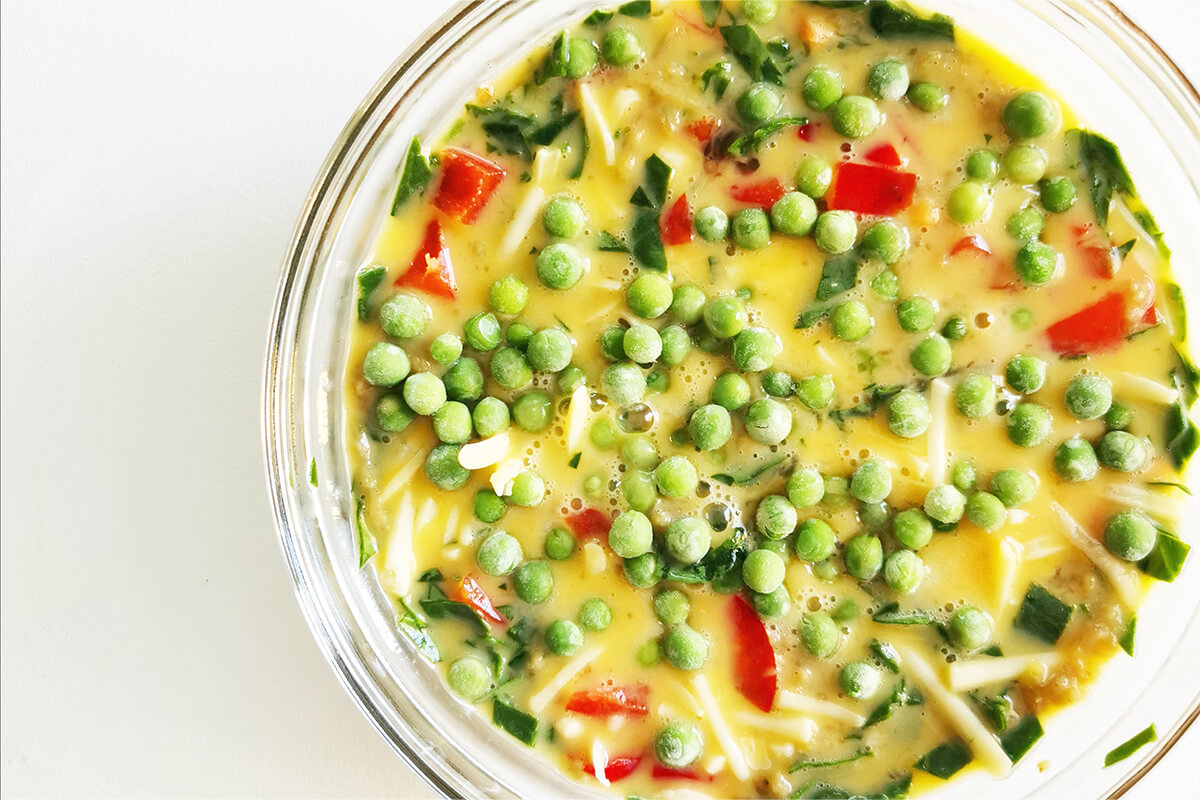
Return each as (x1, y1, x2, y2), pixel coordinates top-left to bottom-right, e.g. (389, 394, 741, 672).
(452, 574, 506, 626)
(1073, 224, 1118, 278)
(1045, 292, 1128, 355)
(826, 161, 916, 216)
(396, 219, 457, 299)
(1143, 305, 1161, 326)
(950, 234, 992, 257)
(730, 178, 786, 209)
(433, 147, 506, 224)
(565, 684, 650, 717)
(796, 121, 818, 142)
(864, 143, 903, 167)
(660, 194, 694, 245)
(652, 764, 713, 782)
(728, 595, 777, 712)
(684, 118, 718, 145)
(583, 754, 643, 782)
(564, 508, 612, 540)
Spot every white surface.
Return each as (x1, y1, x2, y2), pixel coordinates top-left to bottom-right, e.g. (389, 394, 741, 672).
(1, 1, 1198, 797)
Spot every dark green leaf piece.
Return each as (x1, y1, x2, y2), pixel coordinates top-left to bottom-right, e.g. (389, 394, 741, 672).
(597, 230, 630, 252)
(630, 208, 667, 271)
(867, 1, 955, 41)
(355, 264, 387, 322)
(711, 455, 788, 487)
(308, 459, 318, 487)
(1068, 129, 1135, 227)
(872, 603, 935, 626)
(1119, 614, 1136, 656)
(419, 597, 488, 635)
(1014, 584, 1072, 644)
(354, 495, 377, 568)
(397, 599, 440, 663)
(699, 0, 721, 26)
(493, 698, 538, 745)
(788, 748, 872, 773)
(914, 740, 972, 779)
(619, 0, 651, 16)
(870, 639, 901, 672)
(720, 25, 787, 85)
(702, 60, 733, 100)
(1001, 715, 1044, 763)
(1139, 527, 1190, 583)
(583, 9, 614, 25)
(1104, 724, 1156, 767)
(391, 136, 434, 215)
(728, 115, 808, 157)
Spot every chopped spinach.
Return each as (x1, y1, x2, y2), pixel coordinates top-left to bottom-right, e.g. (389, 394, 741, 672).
(630, 154, 673, 211)
(1145, 480, 1192, 496)
(790, 773, 911, 800)
(861, 680, 923, 730)
(1164, 390, 1199, 470)
(1067, 129, 1135, 227)
(699, 0, 722, 26)
(354, 495, 377, 569)
(701, 59, 734, 101)
(467, 97, 579, 159)
(535, 31, 570, 84)
(1139, 526, 1190, 583)
(1014, 583, 1072, 644)
(582, 9, 613, 25)
(397, 598, 440, 663)
(788, 748, 872, 773)
(720, 25, 789, 85)
(492, 697, 538, 745)
(914, 740, 972, 779)
(711, 455, 789, 486)
(597, 230, 630, 252)
(870, 639, 901, 673)
(417, 567, 444, 583)
(796, 250, 863, 327)
(618, 0, 651, 16)
(1119, 614, 1137, 656)
(567, 452, 581, 469)
(976, 690, 1013, 733)
(630, 209, 667, 271)
(828, 384, 903, 428)
(872, 602, 935, 626)
(390, 136, 434, 216)
(667, 527, 748, 585)
(728, 115, 808, 156)
(308, 459, 317, 487)
(419, 591, 488, 635)
(1000, 715, 1044, 763)
(867, 1, 955, 41)
(355, 264, 387, 322)
(1104, 724, 1156, 767)
(1116, 239, 1136, 262)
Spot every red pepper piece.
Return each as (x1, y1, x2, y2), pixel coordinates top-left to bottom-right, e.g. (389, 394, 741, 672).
(452, 574, 506, 626)
(684, 118, 718, 145)
(796, 121, 818, 142)
(1073, 224, 1118, 278)
(1143, 305, 1161, 325)
(396, 219, 457, 299)
(564, 508, 612, 540)
(565, 684, 650, 717)
(583, 754, 643, 782)
(730, 178, 786, 208)
(660, 194, 694, 245)
(1045, 292, 1128, 355)
(652, 765, 713, 781)
(950, 234, 992, 257)
(433, 147, 506, 224)
(826, 161, 916, 216)
(864, 143, 903, 167)
(728, 595, 777, 712)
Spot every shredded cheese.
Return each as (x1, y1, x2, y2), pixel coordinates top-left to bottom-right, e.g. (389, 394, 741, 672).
(1114, 371, 1179, 405)
(442, 507, 460, 544)
(948, 652, 1063, 692)
(1106, 482, 1185, 524)
(528, 646, 603, 713)
(380, 491, 416, 597)
(732, 710, 818, 744)
(928, 378, 950, 486)
(892, 643, 1012, 776)
(994, 536, 1023, 611)
(379, 448, 427, 503)
(458, 431, 511, 470)
(577, 83, 615, 165)
(415, 497, 437, 535)
(591, 739, 610, 787)
(1050, 501, 1142, 608)
(566, 385, 590, 452)
(582, 541, 607, 575)
(489, 457, 524, 497)
(690, 674, 750, 780)
(775, 691, 866, 727)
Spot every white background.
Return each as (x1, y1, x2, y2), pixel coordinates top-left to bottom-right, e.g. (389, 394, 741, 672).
(1, 1, 1197, 797)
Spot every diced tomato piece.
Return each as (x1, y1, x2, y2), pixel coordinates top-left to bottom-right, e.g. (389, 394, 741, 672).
(452, 574, 506, 626)
(584, 754, 643, 782)
(728, 595, 777, 712)
(433, 147, 505, 224)
(796, 121, 818, 142)
(685, 118, 718, 145)
(396, 219, 457, 299)
(951, 234, 992, 257)
(1045, 292, 1128, 355)
(1073, 224, 1118, 278)
(730, 178, 786, 208)
(826, 161, 916, 216)
(1142, 305, 1161, 325)
(652, 765, 713, 782)
(661, 194, 694, 245)
(564, 508, 612, 540)
(565, 684, 650, 717)
(864, 143, 903, 167)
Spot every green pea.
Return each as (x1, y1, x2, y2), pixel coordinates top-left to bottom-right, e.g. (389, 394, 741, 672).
(666, 517, 713, 565)
(949, 606, 993, 651)
(536, 242, 587, 289)
(402, 372, 446, 416)
(514, 561, 553, 604)
(621, 437, 658, 470)
(432, 400, 473, 444)
(840, 662, 882, 700)
(579, 597, 612, 630)
(924, 484, 966, 525)
(742, 0, 779, 23)
(601, 362, 646, 407)
(374, 391, 414, 432)
(565, 35, 599, 78)
(464, 312, 503, 352)
(608, 510, 652, 559)
(583, 474, 605, 498)
(474, 489, 507, 524)
(800, 612, 840, 658)
(623, 324, 663, 365)
(688, 404, 732, 452)
(910, 334, 952, 376)
(1007, 402, 1052, 447)
(430, 333, 463, 366)
(732, 326, 781, 372)
(545, 619, 584, 656)
(472, 396, 510, 438)
(1005, 144, 1048, 184)
(832, 95, 881, 139)
(476, 530, 522, 576)
(1014, 240, 1059, 286)
(512, 390, 553, 432)
(1064, 374, 1113, 420)
(795, 155, 833, 199)
(941, 315, 968, 341)
(440, 359, 482, 405)
(756, 495, 798, 539)
(602, 25, 644, 66)
(831, 598, 859, 624)
(732, 208, 771, 250)
(859, 499, 890, 531)
(830, 300, 872, 342)
(661, 625, 709, 670)
(1104, 509, 1158, 561)
(600, 326, 626, 362)
(884, 550, 925, 594)
(655, 455, 699, 499)
(490, 347, 532, 390)
(1005, 354, 1046, 394)
(850, 458, 892, 504)
(955, 374, 996, 419)
(870, 269, 900, 300)
(869, 58, 910, 100)
(861, 220, 908, 265)
(694, 206, 729, 242)
(948, 182, 990, 224)
(1006, 205, 1045, 241)
(636, 639, 661, 666)
(763, 370, 795, 397)
(1039, 175, 1077, 213)
(771, 191, 818, 237)
(814, 210, 857, 254)
(654, 589, 691, 626)
(737, 82, 783, 123)
(627, 272, 674, 319)
(743, 549, 786, 594)
(448, 655, 492, 701)
(793, 518, 836, 563)
(990, 469, 1037, 508)
(812, 560, 840, 583)
(505, 321, 534, 350)
(797, 374, 835, 410)
(802, 65, 843, 111)
(489, 275, 530, 316)
(965, 149, 1001, 181)
(1002, 91, 1060, 140)
(362, 342, 411, 388)
(379, 293, 430, 339)
(658, 325, 692, 367)
(624, 551, 665, 589)
(907, 81, 947, 112)
(951, 460, 978, 493)
(788, 468, 826, 509)
(752, 586, 790, 618)
(1096, 430, 1148, 472)
(1105, 402, 1134, 432)
(1054, 437, 1099, 482)
(654, 720, 704, 767)
(670, 286, 707, 325)
(526, 328, 573, 373)
(703, 296, 749, 339)
(888, 389, 930, 438)
(965, 492, 1006, 532)
(844, 534, 883, 581)
(509, 470, 545, 508)
(745, 398, 793, 445)
(622, 469, 657, 512)
(545, 526, 576, 561)
(893, 508, 933, 550)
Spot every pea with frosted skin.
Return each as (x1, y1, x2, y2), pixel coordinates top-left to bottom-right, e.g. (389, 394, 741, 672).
(951, 460, 978, 493)
(489, 275, 530, 316)
(949, 607, 993, 651)
(802, 65, 843, 111)
(868, 58, 910, 100)
(1064, 374, 1113, 421)
(990, 469, 1037, 508)
(732, 208, 771, 250)
(956, 374, 996, 419)
(1039, 176, 1077, 213)
(794, 518, 836, 563)
(844, 534, 884, 581)
(621, 437, 658, 470)
(474, 489, 507, 524)
(948, 182, 990, 224)
(910, 333, 952, 376)
(512, 390, 553, 432)
(1005, 144, 1048, 184)
(965, 492, 1006, 532)
(814, 210, 857, 254)
(908, 81, 947, 112)
(509, 471, 545, 508)
(514, 561, 553, 604)
(703, 296, 749, 339)
(578, 597, 612, 631)
(653, 720, 704, 769)
(888, 389, 931, 438)
(800, 612, 840, 658)
(830, 300, 872, 342)
(536, 242, 587, 289)
(884, 550, 925, 594)
(737, 82, 783, 123)
(832, 95, 882, 139)
(942, 315, 968, 341)
(763, 370, 795, 397)
(505, 322, 534, 350)
(525, 328, 572, 374)
(565, 36, 598, 79)
(363, 342, 412, 388)
(1002, 91, 1060, 140)
(624, 551, 665, 589)
(1096, 430, 1149, 472)
(732, 326, 782, 372)
(622, 469, 657, 512)
(712, 371, 752, 410)
(871, 269, 900, 300)
(840, 662, 882, 700)
(623, 324, 663, 365)
(850, 458, 892, 504)
(694, 206, 729, 242)
(665, 517, 711, 564)
(403, 372, 447, 416)
(655, 455, 699, 498)
(1007, 402, 1052, 447)
(472, 396, 510, 438)
(893, 508, 933, 550)
(752, 586, 790, 619)
(636, 640, 661, 666)
(545, 526, 576, 561)
(1006, 206, 1045, 241)
(379, 293, 430, 339)
(742, 0, 779, 23)
(1054, 437, 1099, 482)
(860, 219, 909, 265)
(448, 655, 492, 701)
(966, 149, 1001, 182)
(430, 333, 463, 366)
(745, 398, 793, 445)
(654, 589, 691, 626)
(788, 468, 825, 508)
(609, 510, 653, 559)
(797, 374, 835, 410)
(771, 191, 818, 237)
(599, 326, 626, 362)
(375, 392, 415, 432)
(601, 362, 646, 407)
(490, 347, 532, 390)
(666, 286, 706, 327)
(756, 495, 798, 540)
(653, 326, 689, 368)
(796, 155, 833, 199)
(743, 549, 786, 594)
(1105, 402, 1134, 431)
(602, 26, 644, 66)
(824, 476, 851, 509)
(896, 297, 935, 333)
(432, 400, 473, 444)
(464, 312, 503, 352)
(545, 619, 584, 656)
(1104, 509, 1158, 561)
(476, 530, 522, 576)
(1005, 354, 1047, 394)
(583, 474, 605, 498)
(661, 625, 709, 670)
(924, 484, 966, 525)
(627, 272, 674, 319)
(689, 404, 732, 451)
(1015, 240, 1059, 286)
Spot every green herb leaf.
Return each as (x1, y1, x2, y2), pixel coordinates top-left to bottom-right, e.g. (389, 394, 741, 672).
(417, 568, 443, 583)
(354, 495, 377, 568)
(701, 59, 733, 100)
(1104, 724, 1156, 767)
(308, 459, 318, 487)
(467, 104, 535, 158)
(1119, 614, 1137, 656)
(397, 599, 440, 663)
(1139, 526, 1190, 583)
(699, 0, 721, 26)
(1164, 390, 1199, 471)
(867, 1, 955, 41)
(1172, 347, 1199, 406)
(862, 680, 922, 730)
(788, 748, 872, 773)
(977, 691, 1013, 733)
(1145, 480, 1192, 496)
(390, 136, 434, 216)
(535, 31, 570, 85)
(568, 123, 589, 180)
(597, 230, 629, 252)
(720, 25, 787, 85)
(710, 455, 788, 487)
(568, 452, 582, 469)
(630, 208, 667, 271)
(816, 250, 862, 300)
(630, 154, 673, 211)
(666, 527, 749, 585)
(1116, 239, 1136, 262)
(1001, 715, 1044, 763)
(790, 773, 912, 800)
(1014, 583, 1072, 644)
(419, 597, 488, 634)
(915, 740, 972, 779)
(618, 0, 651, 16)
(1067, 129, 1135, 227)
(728, 115, 808, 157)
(870, 639, 901, 672)
(872, 603, 935, 625)
(828, 384, 903, 428)
(583, 9, 614, 25)
(355, 264, 387, 322)
(492, 698, 538, 745)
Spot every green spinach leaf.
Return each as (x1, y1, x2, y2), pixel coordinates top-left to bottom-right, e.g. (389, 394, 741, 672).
(1104, 724, 1156, 767)
(914, 740, 972, 779)
(1014, 584, 1072, 644)
(355, 264, 387, 322)
(391, 136, 434, 215)
(728, 115, 808, 156)
(867, 1, 955, 41)
(354, 495, 377, 568)
(492, 698, 538, 745)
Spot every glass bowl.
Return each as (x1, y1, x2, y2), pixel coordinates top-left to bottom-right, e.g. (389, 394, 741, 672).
(262, 1, 1200, 797)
